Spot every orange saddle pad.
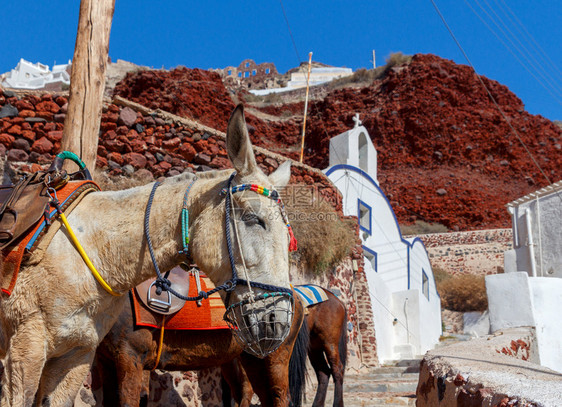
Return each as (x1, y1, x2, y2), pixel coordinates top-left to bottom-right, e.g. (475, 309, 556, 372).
(131, 273, 229, 330)
(1, 181, 100, 296)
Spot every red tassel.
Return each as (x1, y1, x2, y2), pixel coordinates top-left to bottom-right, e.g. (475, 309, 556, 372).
(288, 226, 298, 252)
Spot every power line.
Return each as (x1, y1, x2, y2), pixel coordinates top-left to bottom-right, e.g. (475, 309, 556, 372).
(465, 0, 562, 103)
(278, 0, 302, 64)
(461, 0, 562, 105)
(495, 0, 562, 80)
(429, 0, 553, 185)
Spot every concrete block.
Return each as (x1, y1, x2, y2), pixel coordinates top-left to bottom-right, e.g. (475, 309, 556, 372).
(529, 277, 562, 373)
(463, 311, 490, 337)
(485, 272, 535, 332)
(393, 344, 415, 359)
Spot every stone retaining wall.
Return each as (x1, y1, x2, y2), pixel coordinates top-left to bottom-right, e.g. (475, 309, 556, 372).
(416, 229, 513, 276)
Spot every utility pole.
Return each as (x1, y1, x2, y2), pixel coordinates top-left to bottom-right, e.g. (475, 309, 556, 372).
(372, 50, 376, 69)
(299, 52, 313, 164)
(61, 0, 115, 172)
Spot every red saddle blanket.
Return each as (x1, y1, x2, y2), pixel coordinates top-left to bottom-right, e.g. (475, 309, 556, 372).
(132, 274, 229, 330)
(1, 180, 100, 296)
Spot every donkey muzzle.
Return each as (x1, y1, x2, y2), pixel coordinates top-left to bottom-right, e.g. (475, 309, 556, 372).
(223, 292, 294, 358)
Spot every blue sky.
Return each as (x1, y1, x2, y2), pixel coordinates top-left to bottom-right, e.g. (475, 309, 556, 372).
(2, 1, 561, 120)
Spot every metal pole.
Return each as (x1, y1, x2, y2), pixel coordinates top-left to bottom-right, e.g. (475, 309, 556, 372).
(372, 50, 376, 69)
(299, 52, 313, 163)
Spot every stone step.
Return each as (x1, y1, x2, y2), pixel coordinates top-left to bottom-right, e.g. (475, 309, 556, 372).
(368, 366, 420, 375)
(363, 371, 420, 380)
(343, 378, 418, 394)
(384, 358, 423, 369)
(313, 391, 416, 407)
(303, 360, 421, 407)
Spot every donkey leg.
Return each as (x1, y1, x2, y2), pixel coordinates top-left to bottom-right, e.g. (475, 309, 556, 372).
(36, 348, 94, 407)
(221, 359, 254, 407)
(113, 348, 146, 406)
(324, 346, 345, 407)
(308, 348, 331, 407)
(1, 319, 47, 407)
(241, 353, 290, 407)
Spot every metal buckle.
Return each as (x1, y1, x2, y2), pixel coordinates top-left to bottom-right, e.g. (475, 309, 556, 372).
(147, 281, 172, 313)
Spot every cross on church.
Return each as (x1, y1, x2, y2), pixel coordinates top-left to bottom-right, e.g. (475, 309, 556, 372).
(353, 113, 362, 128)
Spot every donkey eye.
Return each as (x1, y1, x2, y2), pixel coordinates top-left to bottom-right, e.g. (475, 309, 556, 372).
(241, 213, 266, 229)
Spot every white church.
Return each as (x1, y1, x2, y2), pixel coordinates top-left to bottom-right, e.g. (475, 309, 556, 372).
(324, 115, 442, 362)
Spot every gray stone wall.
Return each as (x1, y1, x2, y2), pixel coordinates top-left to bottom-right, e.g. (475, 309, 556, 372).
(416, 229, 513, 276)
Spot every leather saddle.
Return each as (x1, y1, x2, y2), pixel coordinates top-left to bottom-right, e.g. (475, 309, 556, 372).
(135, 265, 191, 315)
(0, 155, 90, 250)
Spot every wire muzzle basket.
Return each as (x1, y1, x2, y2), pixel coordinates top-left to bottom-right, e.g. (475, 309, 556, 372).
(224, 291, 294, 358)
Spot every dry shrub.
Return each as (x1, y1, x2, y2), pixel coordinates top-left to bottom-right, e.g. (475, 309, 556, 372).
(385, 51, 413, 68)
(328, 52, 413, 90)
(438, 274, 488, 312)
(280, 109, 294, 119)
(432, 265, 451, 285)
(401, 220, 449, 236)
(284, 187, 356, 275)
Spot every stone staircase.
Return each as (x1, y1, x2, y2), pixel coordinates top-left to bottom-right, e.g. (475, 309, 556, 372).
(303, 359, 420, 407)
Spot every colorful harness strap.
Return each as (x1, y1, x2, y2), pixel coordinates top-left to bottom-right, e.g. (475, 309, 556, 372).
(221, 183, 297, 252)
(294, 285, 330, 307)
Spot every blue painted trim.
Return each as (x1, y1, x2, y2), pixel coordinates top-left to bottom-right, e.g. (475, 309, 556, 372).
(362, 245, 378, 272)
(407, 245, 411, 290)
(326, 164, 435, 294)
(422, 269, 429, 301)
(357, 198, 372, 235)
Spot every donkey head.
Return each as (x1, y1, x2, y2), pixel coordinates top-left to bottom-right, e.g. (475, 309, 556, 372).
(191, 105, 295, 356)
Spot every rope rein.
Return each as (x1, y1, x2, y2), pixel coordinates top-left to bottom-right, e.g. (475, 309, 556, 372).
(228, 183, 256, 304)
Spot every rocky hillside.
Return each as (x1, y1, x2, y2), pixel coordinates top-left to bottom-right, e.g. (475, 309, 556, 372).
(112, 54, 562, 231)
(304, 54, 562, 230)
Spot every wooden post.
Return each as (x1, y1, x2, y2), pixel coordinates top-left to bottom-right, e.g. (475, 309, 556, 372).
(61, 0, 115, 172)
(299, 52, 313, 164)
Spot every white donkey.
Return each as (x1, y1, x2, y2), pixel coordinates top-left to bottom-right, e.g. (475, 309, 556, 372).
(0, 105, 295, 406)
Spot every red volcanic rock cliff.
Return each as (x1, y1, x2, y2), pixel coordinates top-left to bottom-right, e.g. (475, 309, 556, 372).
(303, 54, 562, 230)
(113, 67, 236, 131)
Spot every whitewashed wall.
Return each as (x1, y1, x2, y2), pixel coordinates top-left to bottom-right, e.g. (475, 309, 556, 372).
(505, 183, 562, 278)
(486, 272, 562, 373)
(325, 164, 441, 362)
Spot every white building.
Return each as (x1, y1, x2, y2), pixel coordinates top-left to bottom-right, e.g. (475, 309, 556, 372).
(249, 66, 353, 96)
(504, 180, 562, 278)
(487, 180, 562, 372)
(324, 115, 442, 362)
(1, 58, 71, 90)
(287, 67, 352, 88)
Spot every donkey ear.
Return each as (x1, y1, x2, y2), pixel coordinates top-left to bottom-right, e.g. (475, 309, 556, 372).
(269, 160, 291, 188)
(226, 104, 257, 177)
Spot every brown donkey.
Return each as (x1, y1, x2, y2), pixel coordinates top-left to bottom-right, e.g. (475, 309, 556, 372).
(225, 287, 348, 407)
(94, 295, 307, 407)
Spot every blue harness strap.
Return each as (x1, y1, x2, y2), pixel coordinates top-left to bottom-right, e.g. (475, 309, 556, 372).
(25, 181, 100, 251)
